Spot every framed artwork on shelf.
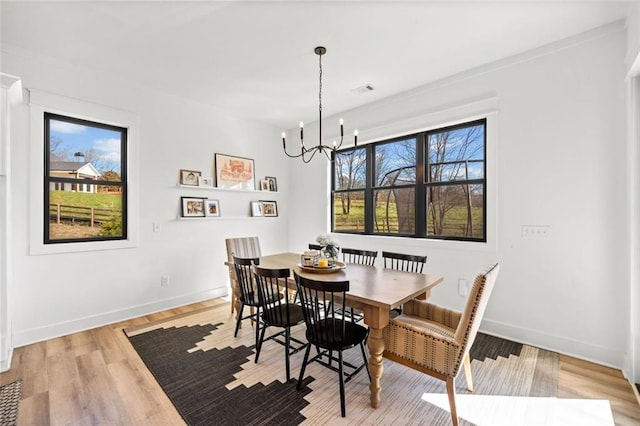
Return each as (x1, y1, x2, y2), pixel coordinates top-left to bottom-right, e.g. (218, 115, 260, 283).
(205, 199, 220, 217)
(260, 180, 269, 191)
(181, 197, 206, 217)
(260, 200, 278, 217)
(250, 201, 263, 217)
(199, 176, 214, 187)
(265, 176, 278, 192)
(180, 169, 201, 186)
(214, 153, 255, 190)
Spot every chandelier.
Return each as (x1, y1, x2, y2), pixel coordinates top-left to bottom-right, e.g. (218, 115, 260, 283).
(282, 46, 358, 163)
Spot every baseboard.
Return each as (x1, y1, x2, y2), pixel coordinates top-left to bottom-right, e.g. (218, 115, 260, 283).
(12, 288, 226, 348)
(481, 318, 624, 370)
(0, 338, 13, 373)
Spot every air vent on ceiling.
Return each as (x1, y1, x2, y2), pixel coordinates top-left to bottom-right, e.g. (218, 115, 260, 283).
(352, 84, 375, 94)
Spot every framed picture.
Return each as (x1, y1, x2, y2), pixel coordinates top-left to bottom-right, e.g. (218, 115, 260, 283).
(260, 200, 278, 217)
(205, 199, 220, 217)
(199, 176, 214, 187)
(180, 169, 201, 186)
(181, 197, 206, 217)
(250, 201, 263, 217)
(260, 180, 270, 191)
(265, 176, 278, 192)
(214, 153, 255, 190)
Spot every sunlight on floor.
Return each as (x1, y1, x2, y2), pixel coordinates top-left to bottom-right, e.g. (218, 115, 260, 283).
(421, 393, 614, 426)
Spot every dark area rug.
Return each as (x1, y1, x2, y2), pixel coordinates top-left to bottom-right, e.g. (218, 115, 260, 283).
(127, 322, 313, 425)
(0, 380, 22, 426)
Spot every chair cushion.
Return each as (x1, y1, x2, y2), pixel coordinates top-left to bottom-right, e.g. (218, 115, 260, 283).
(307, 319, 368, 351)
(391, 313, 456, 340)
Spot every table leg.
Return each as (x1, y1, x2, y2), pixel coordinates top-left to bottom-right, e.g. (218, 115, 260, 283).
(362, 305, 389, 409)
(367, 326, 384, 408)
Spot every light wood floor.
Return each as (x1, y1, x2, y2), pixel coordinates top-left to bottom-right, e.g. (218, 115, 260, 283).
(2, 298, 639, 425)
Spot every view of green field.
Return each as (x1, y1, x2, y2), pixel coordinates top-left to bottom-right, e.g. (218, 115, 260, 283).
(333, 198, 484, 237)
(49, 190, 122, 239)
(50, 190, 122, 210)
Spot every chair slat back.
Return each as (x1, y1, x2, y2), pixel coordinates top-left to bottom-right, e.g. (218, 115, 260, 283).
(294, 272, 351, 348)
(226, 237, 262, 262)
(308, 243, 323, 251)
(341, 248, 378, 266)
(232, 256, 261, 307)
(253, 266, 293, 325)
(382, 251, 427, 273)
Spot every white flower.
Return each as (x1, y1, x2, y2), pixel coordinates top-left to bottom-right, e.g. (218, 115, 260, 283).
(316, 233, 339, 259)
(316, 233, 339, 247)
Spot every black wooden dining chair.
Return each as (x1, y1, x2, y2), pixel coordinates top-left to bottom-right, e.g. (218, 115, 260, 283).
(382, 250, 427, 273)
(232, 256, 282, 347)
(294, 271, 370, 417)
(334, 248, 378, 322)
(341, 247, 378, 266)
(308, 243, 323, 251)
(253, 266, 307, 382)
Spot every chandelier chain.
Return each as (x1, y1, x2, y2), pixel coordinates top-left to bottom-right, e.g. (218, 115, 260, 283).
(318, 53, 322, 113)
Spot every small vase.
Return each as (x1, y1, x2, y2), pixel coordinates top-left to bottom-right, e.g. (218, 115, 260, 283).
(322, 245, 339, 265)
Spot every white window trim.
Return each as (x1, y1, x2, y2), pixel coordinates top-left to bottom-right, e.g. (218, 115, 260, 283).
(29, 89, 139, 255)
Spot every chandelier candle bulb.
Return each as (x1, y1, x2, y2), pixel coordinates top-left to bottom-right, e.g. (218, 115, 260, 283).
(354, 129, 358, 147)
(281, 132, 286, 149)
(340, 118, 344, 136)
(299, 121, 304, 142)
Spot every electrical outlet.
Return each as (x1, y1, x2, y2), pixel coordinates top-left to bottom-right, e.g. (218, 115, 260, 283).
(522, 225, 550, 239)
(458, 279, 469, 297)
(153, 222, 161, 233)
(160, 275, 170, 286)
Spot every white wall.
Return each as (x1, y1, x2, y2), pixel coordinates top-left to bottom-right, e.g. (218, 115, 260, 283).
(289, 23, 629, 368)
(2, 47, 290, 347)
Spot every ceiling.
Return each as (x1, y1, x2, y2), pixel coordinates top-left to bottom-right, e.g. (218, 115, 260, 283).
(0, 1, 631, 129)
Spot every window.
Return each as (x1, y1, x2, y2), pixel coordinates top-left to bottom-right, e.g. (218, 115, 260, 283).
(44, 113, 127, 244)
(332, 119, 486, 242)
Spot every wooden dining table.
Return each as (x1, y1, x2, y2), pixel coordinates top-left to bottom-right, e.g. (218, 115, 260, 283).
(233, 252, 444, 409)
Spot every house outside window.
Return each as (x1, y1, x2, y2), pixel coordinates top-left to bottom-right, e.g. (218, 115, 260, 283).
(44, 112, 127, 244)
(332, 118, 486, 242)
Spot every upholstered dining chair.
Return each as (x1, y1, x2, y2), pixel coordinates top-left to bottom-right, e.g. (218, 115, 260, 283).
(294, 271, 370, 418)
(232, 256, 282, 348)
(382, 263, 500, 426)
(253, 266, 307, 382)
(225, 237, 262, 315)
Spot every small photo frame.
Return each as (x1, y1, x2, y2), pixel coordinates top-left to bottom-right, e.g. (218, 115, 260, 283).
(260, 180, 270, 191)
(260, 200, 278, 217)
(180, 169, 201, 186)
(181, 197, 206, 217)
(199, 176, 214, 188)
(205, 199, 220, 217)
(250, 201, 263, 217)
(265, 176, 278, 192)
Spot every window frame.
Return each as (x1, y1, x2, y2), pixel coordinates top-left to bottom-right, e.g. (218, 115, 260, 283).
(29, 89, 139, 255)
(331, 118, 487, 242)
(43, 112, 128, 244)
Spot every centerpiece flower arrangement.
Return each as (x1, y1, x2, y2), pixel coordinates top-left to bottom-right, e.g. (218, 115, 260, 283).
(316, 233, 340, 262)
